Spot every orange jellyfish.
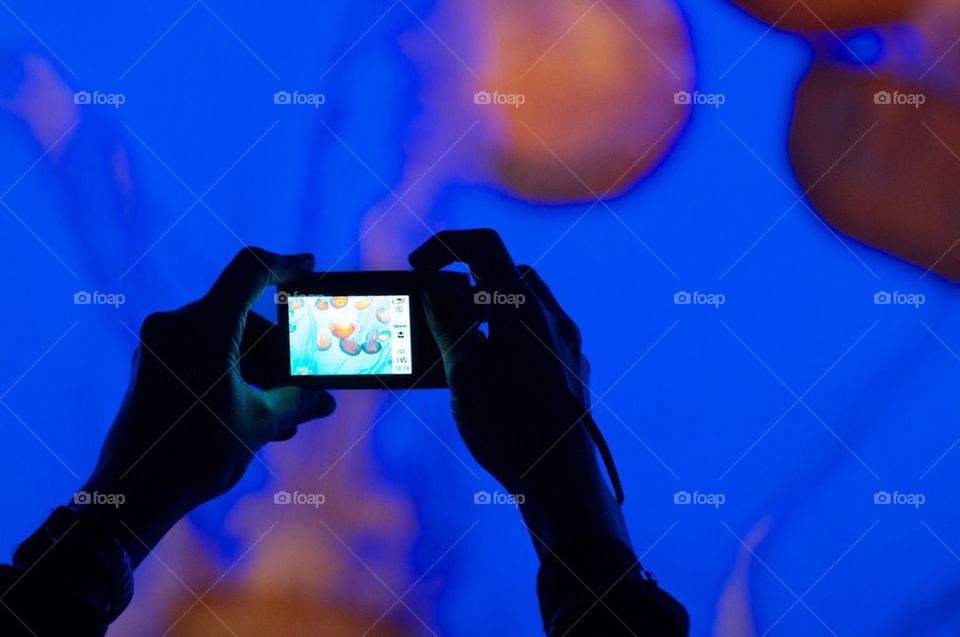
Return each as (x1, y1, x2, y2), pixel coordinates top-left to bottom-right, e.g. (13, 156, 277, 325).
(316, 331, 332, 351)
(354, 298, 372, 310)
(290, 299, 304, 311)
(362, 331, 383, 354)
(330, 321, 357, 340)
(729, 0, 912, 32)
(331, 296, 348, 309)
(340, 338, 361, 356)
(480, 0, 694, 201)
(760, 0, 960, 280)
(315, 298, 329, 310)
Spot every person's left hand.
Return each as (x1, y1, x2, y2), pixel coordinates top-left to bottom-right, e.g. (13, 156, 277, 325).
(76, 247, 335, 565)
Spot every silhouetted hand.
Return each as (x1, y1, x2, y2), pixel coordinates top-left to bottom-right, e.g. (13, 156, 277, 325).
(410, 229, 630, 557)
(76, 248, 335, 565)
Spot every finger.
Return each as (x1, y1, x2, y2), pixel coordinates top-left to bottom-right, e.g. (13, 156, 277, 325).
(518, 265, 582, 348)
(422, 274, 485, 380)
(259, 386, 336, 442)
(517, 265, 588, 396)
(518, 265, 561, 312)
(204, 247, 314, 324)
(409, 229, 520, 291)
(239, 312, 287, 389)
(410, 229, 540, 334)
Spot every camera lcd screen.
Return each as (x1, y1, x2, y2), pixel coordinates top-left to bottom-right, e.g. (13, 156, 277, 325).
(286, 294, 413, 377)
(277, 271, 455, 389)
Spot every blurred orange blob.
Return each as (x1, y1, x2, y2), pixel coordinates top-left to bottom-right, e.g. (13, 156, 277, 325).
(330, 322, 357, 339)
(480, 0, 693, 201)
(177, 593, 406, 636)
(787, 0, 960, 280)
(791, 64, 960, 280)
(0, 54, 79, 155)
(317, 332, 332, 351)
(331, 296, 348, 309)
(354, 298, 372, 310)
(728, 0, 913, 31)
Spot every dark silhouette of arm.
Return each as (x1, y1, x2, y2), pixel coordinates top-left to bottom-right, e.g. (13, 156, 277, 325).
(0, 235, 688, 635)
(1, 248, 335, 635)
(411, 229, 688, 636)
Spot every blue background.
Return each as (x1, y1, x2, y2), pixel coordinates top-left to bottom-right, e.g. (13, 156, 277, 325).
(2, 1, 959, 635)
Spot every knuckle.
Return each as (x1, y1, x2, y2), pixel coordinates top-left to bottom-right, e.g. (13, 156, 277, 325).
(139, 311, 174, 342)
(431, 229, 459, 247)
(252, 396, 274, 422)
(568, 322, 583, 346)
(237, 246, 271, 270)
(475, 227, 504, 247)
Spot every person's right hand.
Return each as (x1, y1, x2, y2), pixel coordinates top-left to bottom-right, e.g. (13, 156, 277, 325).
(410, 229, 629, 556)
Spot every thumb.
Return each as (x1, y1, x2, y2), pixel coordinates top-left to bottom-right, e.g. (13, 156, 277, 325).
(259, 386, 336, 441)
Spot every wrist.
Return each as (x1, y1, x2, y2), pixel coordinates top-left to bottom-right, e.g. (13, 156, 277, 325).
(14, 506, 135, 623)
(515, 455, 631, 562)
(71, 477, 186, 567)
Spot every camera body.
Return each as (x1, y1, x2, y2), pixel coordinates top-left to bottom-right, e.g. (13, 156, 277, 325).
(276, 271, 460, 389)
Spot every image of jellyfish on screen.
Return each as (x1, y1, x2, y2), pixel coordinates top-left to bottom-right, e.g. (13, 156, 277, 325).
(287, 295, 412, 376)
